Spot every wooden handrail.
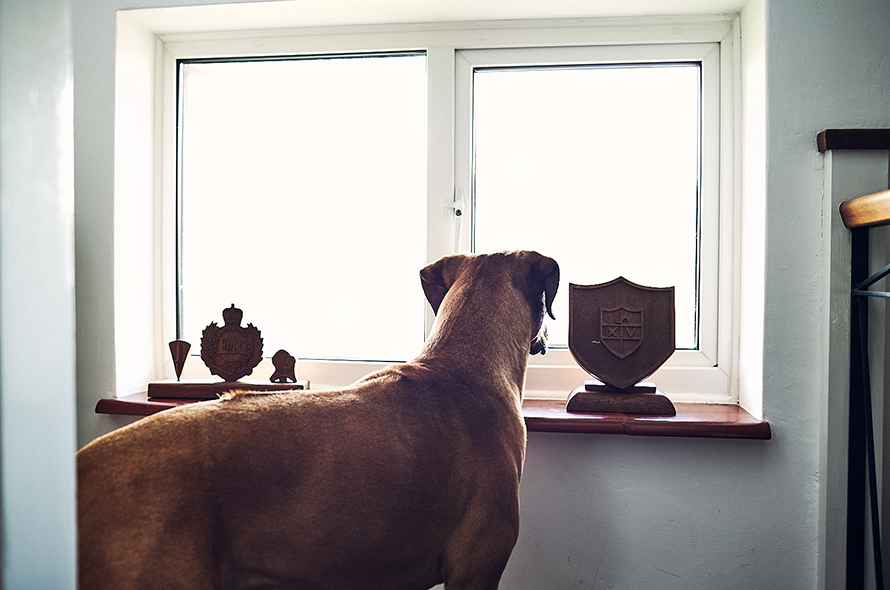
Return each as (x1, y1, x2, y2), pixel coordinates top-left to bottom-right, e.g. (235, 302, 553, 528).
(818, 129, 890, 153)
(840, 189, 890, 229)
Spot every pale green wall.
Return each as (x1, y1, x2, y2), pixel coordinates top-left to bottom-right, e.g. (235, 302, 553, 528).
(0, 0, 78, 586)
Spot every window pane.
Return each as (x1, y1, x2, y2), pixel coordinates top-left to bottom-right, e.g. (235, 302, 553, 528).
(472, 64, 700, 349)
(178, 54, 427, 362)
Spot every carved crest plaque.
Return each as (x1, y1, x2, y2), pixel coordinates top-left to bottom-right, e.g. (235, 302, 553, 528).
(569, 278, 674, 390)
(567, 278, 676, 415)
(200, 304, 263, 382)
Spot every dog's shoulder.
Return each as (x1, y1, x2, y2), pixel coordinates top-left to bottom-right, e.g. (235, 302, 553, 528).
(351, 362, 466, 402)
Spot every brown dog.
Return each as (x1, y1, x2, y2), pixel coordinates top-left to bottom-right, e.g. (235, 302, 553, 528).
(78, 250, 559, 590)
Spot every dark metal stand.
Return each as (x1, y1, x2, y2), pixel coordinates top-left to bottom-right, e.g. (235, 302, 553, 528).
(848, 227, 885, 590)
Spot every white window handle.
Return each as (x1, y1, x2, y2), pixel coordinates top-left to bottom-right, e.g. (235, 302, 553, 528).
(449, 187, 467, 252)
(447, 187, 465, 217)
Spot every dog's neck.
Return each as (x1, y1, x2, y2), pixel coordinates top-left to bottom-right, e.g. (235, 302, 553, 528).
(415, 275, 534, 397)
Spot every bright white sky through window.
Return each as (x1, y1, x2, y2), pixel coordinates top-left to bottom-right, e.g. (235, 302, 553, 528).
(178, 54, 427, 361)
(179, 55, 702, 362)
(472, 64, 701, 349)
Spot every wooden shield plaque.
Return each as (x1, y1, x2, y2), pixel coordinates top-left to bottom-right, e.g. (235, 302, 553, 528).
(569, 278, 675, 390)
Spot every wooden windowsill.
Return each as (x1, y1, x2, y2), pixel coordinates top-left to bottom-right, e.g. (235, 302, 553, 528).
(523, 399, 769, 439)
(96, 392, 770, 440)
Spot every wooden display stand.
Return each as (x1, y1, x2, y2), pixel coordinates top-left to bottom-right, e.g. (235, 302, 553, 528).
(148, 380, 308, 400)
(566, 380, 675, 416)
(150, 305, 307, 400)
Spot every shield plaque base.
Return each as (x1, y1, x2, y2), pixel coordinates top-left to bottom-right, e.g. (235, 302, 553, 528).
(566, 380, 676, 416)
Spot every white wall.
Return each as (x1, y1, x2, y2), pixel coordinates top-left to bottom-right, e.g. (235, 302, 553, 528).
(67, 0, 890, 589)
(0, 0, 78, 586)
(768, 1, 890, 587)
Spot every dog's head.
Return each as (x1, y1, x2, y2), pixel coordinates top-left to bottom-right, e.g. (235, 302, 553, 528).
(420, 250, 559, 355)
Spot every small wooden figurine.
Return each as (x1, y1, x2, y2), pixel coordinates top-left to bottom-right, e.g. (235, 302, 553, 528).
(270, 349, 297, 383)
(168, 340, 191, 381)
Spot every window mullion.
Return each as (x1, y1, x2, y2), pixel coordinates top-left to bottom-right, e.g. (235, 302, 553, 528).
(425, 45, 458, 337)
(426, 45, 459, 263)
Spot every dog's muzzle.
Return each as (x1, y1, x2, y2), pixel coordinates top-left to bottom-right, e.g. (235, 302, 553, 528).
(530, 324, 548, 355)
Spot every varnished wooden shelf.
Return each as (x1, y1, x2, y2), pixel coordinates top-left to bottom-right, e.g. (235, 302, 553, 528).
(147, 379, 307, 399)
(524, 399, 769, 439)
(96, 392, 195, 416)
(96, 393, 770, 440)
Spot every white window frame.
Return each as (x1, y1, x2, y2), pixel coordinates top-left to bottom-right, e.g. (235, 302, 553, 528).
(154, 16, 739, 403)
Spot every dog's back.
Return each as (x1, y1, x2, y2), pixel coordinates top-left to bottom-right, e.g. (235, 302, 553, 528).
(78, 251, 558, 590)
(79, 369, 525, 589)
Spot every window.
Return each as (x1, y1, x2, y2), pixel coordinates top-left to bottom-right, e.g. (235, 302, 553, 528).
(458, 47, 716, 351)
(177, 54, 427, 361)
(161, 18, 737, 402)
(472, 62, 701, 349)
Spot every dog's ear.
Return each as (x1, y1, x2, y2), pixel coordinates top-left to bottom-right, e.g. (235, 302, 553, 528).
(526, 252, 560, 320)
(420, 255, 466, 315)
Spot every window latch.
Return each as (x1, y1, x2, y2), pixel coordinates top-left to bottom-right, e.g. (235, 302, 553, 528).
(447, 187, 465, 217)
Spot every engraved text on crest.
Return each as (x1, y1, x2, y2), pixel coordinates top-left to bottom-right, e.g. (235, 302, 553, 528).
(601, 307, 643, 359)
